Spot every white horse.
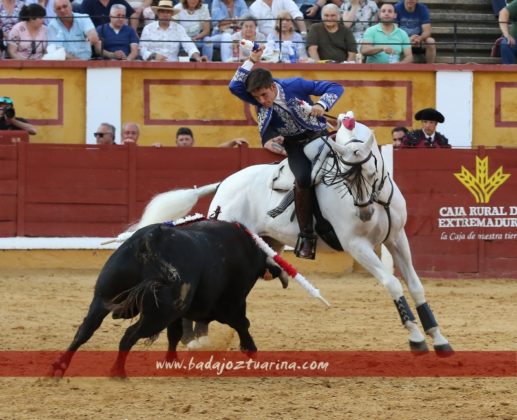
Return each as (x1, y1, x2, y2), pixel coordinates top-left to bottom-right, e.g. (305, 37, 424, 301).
(125, 112, 452, 354)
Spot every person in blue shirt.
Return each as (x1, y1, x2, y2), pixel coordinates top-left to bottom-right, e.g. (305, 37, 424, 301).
(97, 4, 139, 60)
(80, 0, 138, 30)
(229, 45, 344, 259)
(48, 0, 101, 59)
(394, 0, 436, 63)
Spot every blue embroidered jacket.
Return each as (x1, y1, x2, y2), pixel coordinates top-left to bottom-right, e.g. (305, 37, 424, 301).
(229, 63, 344, 145)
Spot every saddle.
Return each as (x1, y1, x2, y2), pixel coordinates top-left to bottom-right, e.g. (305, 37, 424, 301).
(266, 137, 343, 251)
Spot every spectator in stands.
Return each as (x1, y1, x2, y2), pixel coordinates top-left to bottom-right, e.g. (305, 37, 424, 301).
(231, 16, 266, 62)
(122, 121, 139, 144)
(48, 0, 101, 60)
(492, 0, 507, 18)
(25, 0, 56, 26)
(80, 0, 138, 30)
(266, 10, 308, 62)
(0, 96, 37, 135)
(499, 1, 517, 64)
(394, 0, 435, 64)
(7, 4, 47, 59)
(403, 108, 450, 148)
(94, 122, 116, 144)
(294, 0, 320, 23)
(0, 0, 24, 41)
(140, 0, 207, 62)
(249, 0, 307, 38)
(341, 0, 378, 45)
(126, 0, 151, 29)
(176, 126, 249, 147)
(174, 0, 211, 52)
(391, 126, 408, 148)
(97, 4, 139, 60)
(361, 2, 412, 63)
(306, 4, 356, 62)
(203, 0, 249, 62)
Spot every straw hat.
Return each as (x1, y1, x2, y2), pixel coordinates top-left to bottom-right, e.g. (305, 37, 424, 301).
(152, 0, 179, 14)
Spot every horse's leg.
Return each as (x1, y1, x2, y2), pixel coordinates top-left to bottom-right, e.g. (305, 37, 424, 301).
(347, 239, 427, 350)
(52, 296, 110, 376)
(385, 231, 453, 355)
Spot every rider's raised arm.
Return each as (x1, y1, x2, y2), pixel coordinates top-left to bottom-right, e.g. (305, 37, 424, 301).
(298, 79, 344, 112)
(228, 60, 259, 105)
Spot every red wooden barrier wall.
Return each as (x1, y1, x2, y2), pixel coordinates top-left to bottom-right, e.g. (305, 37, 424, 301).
(1, 143, 516, 278)
(0, 143, 278, 237)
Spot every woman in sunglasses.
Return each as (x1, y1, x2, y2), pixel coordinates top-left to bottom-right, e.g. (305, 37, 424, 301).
(7, 3, 47, 59)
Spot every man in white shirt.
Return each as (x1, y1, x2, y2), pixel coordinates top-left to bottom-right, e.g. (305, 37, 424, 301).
(249, 0, 307, 37)
(139, 0, 207, 61)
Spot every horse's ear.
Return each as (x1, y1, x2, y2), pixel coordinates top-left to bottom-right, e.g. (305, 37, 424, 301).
(336, 113, 346, 129)
(337, 111, 355, 131)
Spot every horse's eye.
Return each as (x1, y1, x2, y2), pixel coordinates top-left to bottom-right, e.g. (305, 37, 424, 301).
(353, 150, 359, 156)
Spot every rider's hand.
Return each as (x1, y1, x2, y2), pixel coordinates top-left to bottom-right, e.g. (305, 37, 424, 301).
(249, 44, 265, 64)
(310, 103, 325, 117)
(265, 136, 286, 156)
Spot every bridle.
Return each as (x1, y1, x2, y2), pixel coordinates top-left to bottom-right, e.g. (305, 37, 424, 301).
(320, 135, 395, 242)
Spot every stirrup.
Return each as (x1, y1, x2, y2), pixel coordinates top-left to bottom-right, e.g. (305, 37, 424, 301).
(294, 233, 317, 260)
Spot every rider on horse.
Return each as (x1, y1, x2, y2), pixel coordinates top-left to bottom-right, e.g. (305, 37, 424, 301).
(229, 45, 344, 259)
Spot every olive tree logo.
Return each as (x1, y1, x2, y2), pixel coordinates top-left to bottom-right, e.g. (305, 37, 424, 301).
(454, 156, 510, 203)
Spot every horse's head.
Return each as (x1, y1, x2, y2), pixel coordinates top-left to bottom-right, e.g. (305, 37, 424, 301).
(325, 111, 380, 222)
(332, 111, 375, 162)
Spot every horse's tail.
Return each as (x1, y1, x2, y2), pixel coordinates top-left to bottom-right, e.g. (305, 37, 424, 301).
(137, 182, 220, 228)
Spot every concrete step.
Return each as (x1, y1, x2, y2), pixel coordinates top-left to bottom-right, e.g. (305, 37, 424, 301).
(425, 0, 493, 10)
(431, 12, 497, 22)
(432, 25, 501, 36)
(435, 55, 501, 64)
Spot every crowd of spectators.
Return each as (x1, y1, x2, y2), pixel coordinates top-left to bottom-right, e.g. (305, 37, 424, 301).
(0, 0, 451, 63)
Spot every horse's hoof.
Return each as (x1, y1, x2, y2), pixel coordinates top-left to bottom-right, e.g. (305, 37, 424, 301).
(434, 343, 454, 357)
(409, 340, 429, 355)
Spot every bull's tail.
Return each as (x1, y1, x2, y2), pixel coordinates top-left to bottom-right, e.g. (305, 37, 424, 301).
(137, 182, 220, 228)
(108, 269, 181, 323)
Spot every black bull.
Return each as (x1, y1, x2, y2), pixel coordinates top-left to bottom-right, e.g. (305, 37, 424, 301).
(52, 220, 282, 377)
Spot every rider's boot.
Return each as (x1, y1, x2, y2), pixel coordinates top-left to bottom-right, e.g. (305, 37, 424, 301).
(294, 184, 317, 260)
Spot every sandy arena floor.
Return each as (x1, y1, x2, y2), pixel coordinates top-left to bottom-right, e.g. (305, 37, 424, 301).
(1, 268, 516, 419)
